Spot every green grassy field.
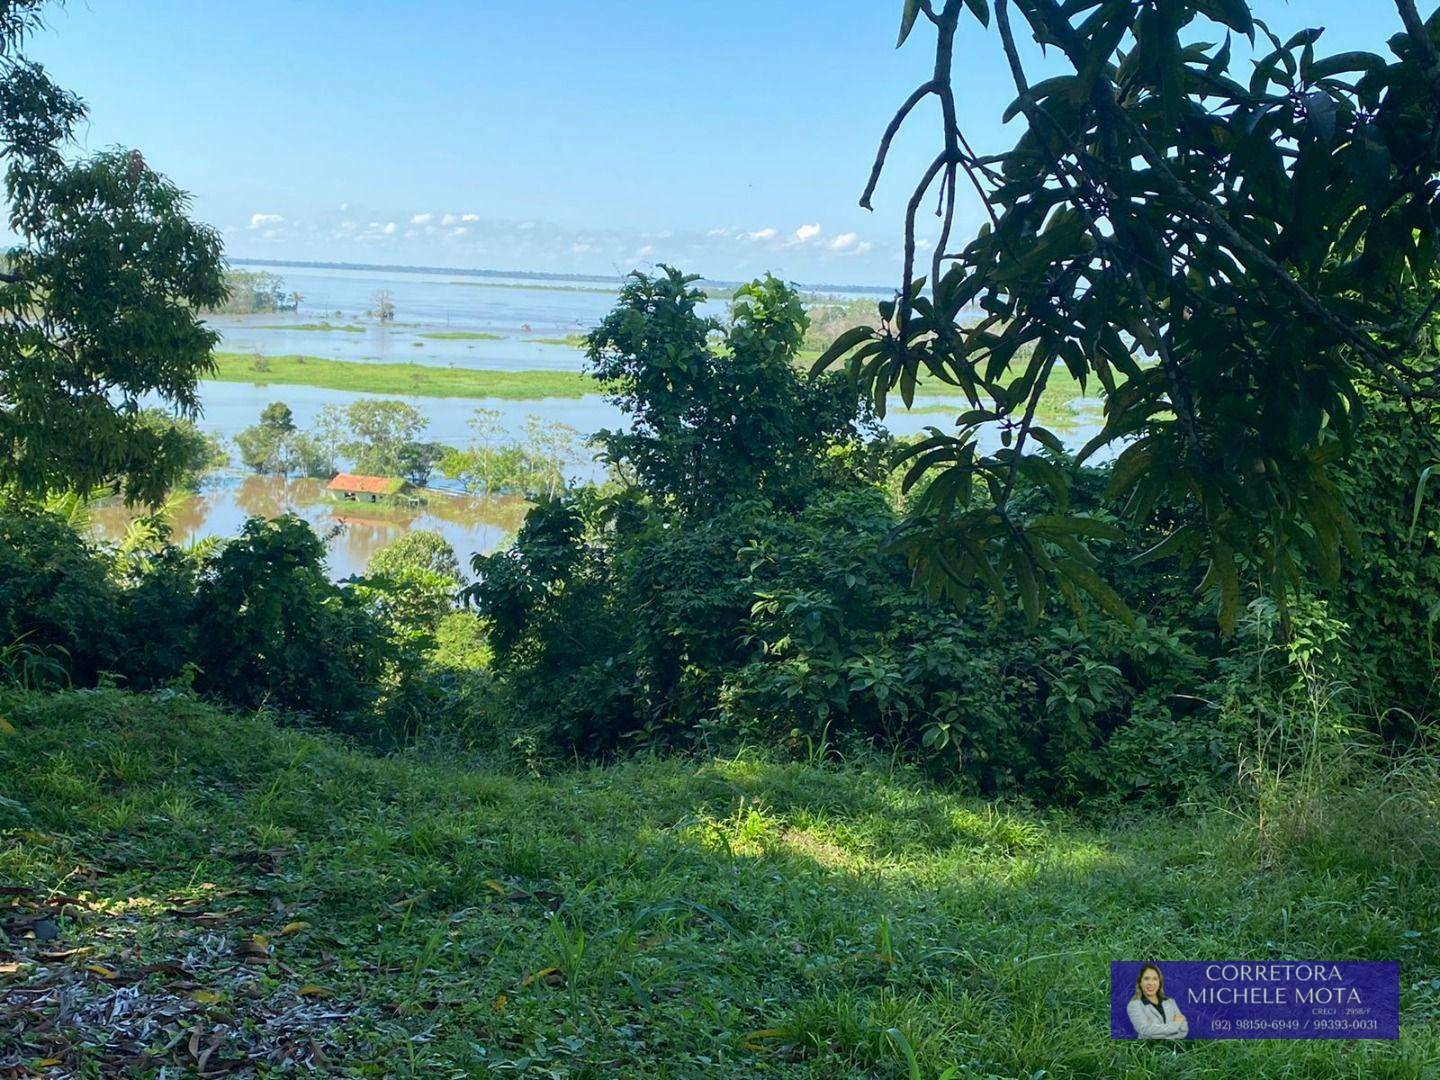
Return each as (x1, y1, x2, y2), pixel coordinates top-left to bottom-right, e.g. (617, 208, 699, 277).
(2, 690, 1434, 1077)
(418, 331, 504, 342)
(254, 322, 366, 333)
(207, 350, 1096, 422)
(209, 353, 595, 399)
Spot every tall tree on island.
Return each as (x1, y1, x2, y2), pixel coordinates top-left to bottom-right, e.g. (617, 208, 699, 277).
(822, 0, 1440, 632)
(0, 1, 226, 504)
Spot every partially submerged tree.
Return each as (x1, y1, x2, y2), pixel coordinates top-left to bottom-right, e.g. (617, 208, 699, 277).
(822, 0, 1440, 631)
(0, 1, 226, 503)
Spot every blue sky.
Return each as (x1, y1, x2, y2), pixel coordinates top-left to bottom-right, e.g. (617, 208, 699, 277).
(24, 0, 1397, 285)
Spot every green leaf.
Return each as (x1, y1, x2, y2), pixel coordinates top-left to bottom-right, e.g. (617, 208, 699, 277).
(1409, 464, 1437, 543)
(811, 325, 876, 375)
(1208, 542, 1241, 636)
(963, 0, 991, 28)
(1307, 50, 1385, 80)
(897, 0, 921, 48)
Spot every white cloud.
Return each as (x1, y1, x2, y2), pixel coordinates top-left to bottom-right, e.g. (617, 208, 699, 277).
(338, 202, 350, 212)
(248, 213, 283, 229)
(441, 213, 457, 226)
(570, 242, 595, 254)
(707, 227, 733, 238)
(744, 227, 778, 242)
(382, 222, 397, 235)
(827, 232, 860, 252)
(451, 227, 468, 237)
(794, 223, 822, 241)
(410, 213, 433, 225)
(915, 238, 933, 251)
(338, 221, 356, 232)
(636, 243, 654, 256)
(461, 213, 480, 223)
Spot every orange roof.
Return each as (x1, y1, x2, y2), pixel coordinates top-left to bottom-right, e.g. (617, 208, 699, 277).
(326, 473, 405, 495)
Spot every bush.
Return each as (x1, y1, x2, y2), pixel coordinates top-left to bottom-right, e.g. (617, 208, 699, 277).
(191, 515, 394, 723)
(0, 506, 122, 684)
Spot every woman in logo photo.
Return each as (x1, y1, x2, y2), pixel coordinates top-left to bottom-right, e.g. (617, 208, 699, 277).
(1127, 963, 1189, 1039)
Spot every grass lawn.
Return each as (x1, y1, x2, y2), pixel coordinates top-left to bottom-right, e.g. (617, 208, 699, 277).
(1, 690, 1435, 1077)
(209, 353, 595, 399)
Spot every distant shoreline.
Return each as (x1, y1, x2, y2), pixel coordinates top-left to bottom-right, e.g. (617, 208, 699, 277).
(229, 257, 897, 297)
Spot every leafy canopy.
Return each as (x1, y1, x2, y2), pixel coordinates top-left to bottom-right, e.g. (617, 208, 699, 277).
(823, 0, 1440, 632)
(588, 266, 872, 517)
(0, 2, 225, 503)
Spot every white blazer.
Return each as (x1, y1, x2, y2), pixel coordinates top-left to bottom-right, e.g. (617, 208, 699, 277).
(1126, 995, 1189, 1039)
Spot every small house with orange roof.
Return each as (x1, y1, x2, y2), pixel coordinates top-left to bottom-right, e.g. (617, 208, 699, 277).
(325, 473, 409, 503)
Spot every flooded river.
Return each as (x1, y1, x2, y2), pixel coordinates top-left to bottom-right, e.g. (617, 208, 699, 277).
(89, 474, 529, 580)
(112, 263, 1103, 577)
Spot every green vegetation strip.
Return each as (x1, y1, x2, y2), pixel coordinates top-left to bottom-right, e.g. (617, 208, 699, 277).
(417, 331, 504, 341)
(254, 322, 365, 333)
(1, 690, 1435, 1077)
(210, 353, 595, 399)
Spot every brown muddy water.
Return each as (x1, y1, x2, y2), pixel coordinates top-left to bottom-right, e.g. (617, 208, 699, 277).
(88, 474, 529, 580)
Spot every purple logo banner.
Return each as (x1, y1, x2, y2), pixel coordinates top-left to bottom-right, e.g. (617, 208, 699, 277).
(1111, 961, 1399, 1040)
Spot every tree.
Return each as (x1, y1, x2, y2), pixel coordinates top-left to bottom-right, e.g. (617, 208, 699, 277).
(287, 290, 304, 312)
(320, 399, 440, 484)
(522, 417, 579, 499)
(822, 0, 1440, 632)
(236, 402, 333, 477)
(134, 411, 227, 490)
(370, 289, 396, 322)
(588, 267, 871, 517)
(0, 2, 226, 503)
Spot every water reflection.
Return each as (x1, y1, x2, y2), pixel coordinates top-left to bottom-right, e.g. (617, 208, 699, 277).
(88, 474, 529, 580)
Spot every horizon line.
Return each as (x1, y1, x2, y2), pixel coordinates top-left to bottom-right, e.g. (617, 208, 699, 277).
(229, 256, 898, 296)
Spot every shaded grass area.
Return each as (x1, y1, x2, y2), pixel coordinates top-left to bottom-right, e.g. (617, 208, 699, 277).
(1, 691, 1435, 1077)
(418, 331, 504, 342)
(254, 322, 365, 333)
(209, 353, 595, 399)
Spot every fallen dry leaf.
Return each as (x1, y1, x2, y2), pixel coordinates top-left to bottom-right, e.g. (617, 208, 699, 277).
(279, 920, 312, 936)
(296, 984, 332, 998)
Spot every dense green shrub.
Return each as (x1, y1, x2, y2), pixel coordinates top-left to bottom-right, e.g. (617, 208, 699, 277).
(1324, 399, 1440, 732)
(0, 505, 407, 732)
(0, 506, 121, 683)
(462, 268, 1435, 805)
(191, 515, 394, 722)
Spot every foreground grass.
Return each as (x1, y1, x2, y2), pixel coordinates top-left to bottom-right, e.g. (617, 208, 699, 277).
(209, 353, 596, 399)
(1, 691, 1435, 1077)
